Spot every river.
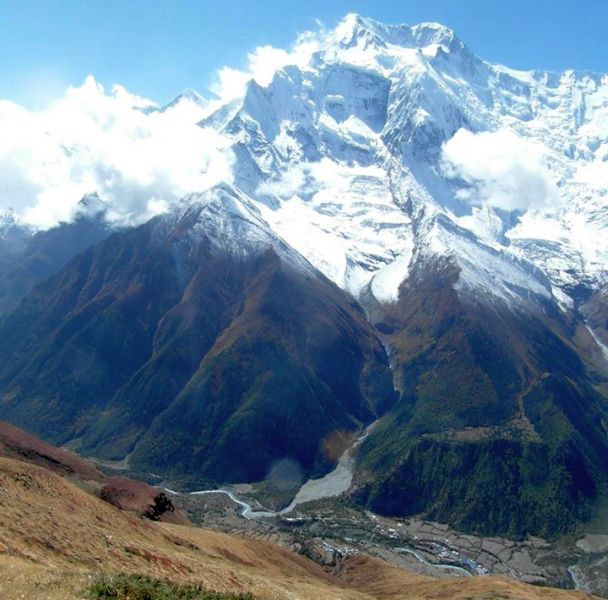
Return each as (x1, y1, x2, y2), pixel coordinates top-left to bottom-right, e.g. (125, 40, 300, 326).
(163, 422, 376, 520)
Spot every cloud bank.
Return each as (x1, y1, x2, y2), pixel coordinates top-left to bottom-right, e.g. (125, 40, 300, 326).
(0, 76, 234, 229)
(0, 16, 377, 231)
(442, 128, 558, 211)
(0, 23, 329, 230)
(0, 18, 574, 232)
(210, 22, 332, 101)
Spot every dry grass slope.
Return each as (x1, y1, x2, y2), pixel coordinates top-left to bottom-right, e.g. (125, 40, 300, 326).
(0, 456, 600, 600)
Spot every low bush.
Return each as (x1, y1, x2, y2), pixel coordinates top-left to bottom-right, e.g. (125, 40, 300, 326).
(87, 573, 255, 600)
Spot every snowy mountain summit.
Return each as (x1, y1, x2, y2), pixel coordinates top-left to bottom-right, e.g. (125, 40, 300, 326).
(196, 13, 608, 317)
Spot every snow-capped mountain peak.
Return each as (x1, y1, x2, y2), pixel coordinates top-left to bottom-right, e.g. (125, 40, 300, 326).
(3, 15, 605, 318)
(334, 13, 461, 54)
(76, 192, 109, 219)
(334, 13, 388, 49)
(163, 87, 208, 111)
(0, 208, 20, 230)
(191, 15, 608, 314)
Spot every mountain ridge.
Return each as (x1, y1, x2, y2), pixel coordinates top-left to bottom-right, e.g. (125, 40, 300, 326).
(0, 13, 607, 540)
(0, 186, 396, 487)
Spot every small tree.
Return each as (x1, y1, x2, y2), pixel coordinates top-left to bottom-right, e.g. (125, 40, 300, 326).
(143, 492, 175, 521)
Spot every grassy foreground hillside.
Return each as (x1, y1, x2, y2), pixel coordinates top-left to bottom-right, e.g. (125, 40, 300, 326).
(0, 451, 600, 600)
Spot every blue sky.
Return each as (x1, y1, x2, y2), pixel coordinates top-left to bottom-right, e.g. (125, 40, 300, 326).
(1, 0, 607, 107)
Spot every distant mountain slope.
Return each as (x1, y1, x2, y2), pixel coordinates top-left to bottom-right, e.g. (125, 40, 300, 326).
(581, 284, 608, 357)
(0, 196, 112, 315)
(355, 253, 608, 537)
(186, 13, 608, 537)
(0, 186, 395, 486)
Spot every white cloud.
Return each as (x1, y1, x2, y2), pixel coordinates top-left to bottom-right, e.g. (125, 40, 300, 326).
(0, 16, 363, 230)
(257, 158, 361, 200)
(210, 67, 251, 101)
(209, 28, 326, 101)
(441, 128, 558, 211)
(0, 19, 335, 230)
(248, 46, 295, 86)
(257, 163, 307, 199)
(0, 76, 234, 229)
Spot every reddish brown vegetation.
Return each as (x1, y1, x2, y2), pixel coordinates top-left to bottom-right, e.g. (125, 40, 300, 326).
(0, 421, 104, 482)
(0, 420, 189, 524)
